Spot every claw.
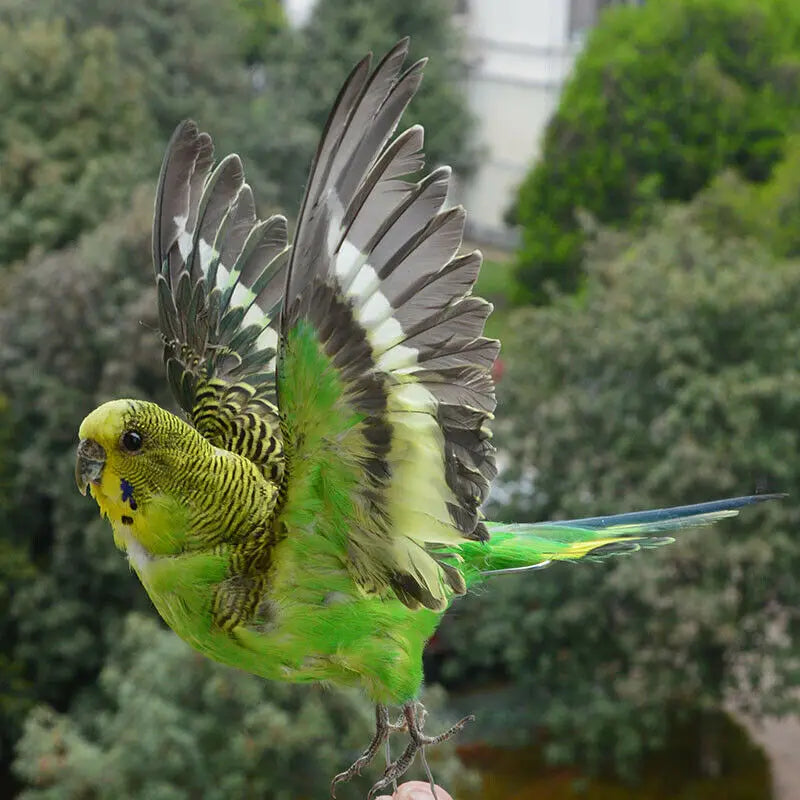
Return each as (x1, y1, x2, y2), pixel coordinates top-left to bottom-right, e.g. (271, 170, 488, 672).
(365, 702, 474, 800)
(330, 705, 390, 798)
(331, 701, 473, 798)
(367, 740, 417, 798)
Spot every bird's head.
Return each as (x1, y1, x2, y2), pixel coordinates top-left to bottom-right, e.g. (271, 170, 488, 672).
(76, 399, 201, 532)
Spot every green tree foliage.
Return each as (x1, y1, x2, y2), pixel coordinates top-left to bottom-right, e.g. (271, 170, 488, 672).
(0, 18, 155, 265)
(13, 614, 468, 799)
(0, 529, 36, 790)
(694, 136, 800, 259)
(0, 0, 290, 263)
(511, 0, 800, 303)
(1, 0, 255, 143)
(234, 0, 288, 64)
(440, 197, 800, 777)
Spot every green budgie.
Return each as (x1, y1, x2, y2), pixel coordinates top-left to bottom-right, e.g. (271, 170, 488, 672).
(75, 40, 778, 798)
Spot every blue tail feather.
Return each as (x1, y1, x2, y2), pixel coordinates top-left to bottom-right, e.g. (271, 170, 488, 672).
(543, 493, 784, 532)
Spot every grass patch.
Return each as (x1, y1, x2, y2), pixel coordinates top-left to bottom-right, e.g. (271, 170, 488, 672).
(476, 257, 518, 303)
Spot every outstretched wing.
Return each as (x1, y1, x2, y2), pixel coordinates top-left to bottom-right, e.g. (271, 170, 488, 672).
(152, 122, 289, 478)
(276, 40, 498, 611)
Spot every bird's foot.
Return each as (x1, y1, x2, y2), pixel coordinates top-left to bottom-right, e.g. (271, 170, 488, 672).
(331, 704, 391, 797)
(366, 701, 473, 800)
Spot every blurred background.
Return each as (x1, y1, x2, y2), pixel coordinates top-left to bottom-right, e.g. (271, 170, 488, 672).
(0, 0, 799, 797)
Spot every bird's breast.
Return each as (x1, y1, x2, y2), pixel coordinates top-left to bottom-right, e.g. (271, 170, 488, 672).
(114, 522, 156, 576)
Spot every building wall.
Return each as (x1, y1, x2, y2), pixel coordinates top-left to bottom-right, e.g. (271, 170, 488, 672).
(458, 0, 582, 245)
(283, 0, 315, 26)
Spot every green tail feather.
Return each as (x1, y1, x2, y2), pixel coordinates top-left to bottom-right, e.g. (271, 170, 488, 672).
(455, 494, 782, 586)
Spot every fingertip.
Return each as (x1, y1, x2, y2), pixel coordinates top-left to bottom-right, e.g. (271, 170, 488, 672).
(392, 780, 454, 800)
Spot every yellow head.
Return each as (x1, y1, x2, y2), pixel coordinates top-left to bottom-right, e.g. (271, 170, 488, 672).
(76, 399, 203, 552)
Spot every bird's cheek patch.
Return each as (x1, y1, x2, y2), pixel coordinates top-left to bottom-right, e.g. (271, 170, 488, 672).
(120, 478, 138, 510)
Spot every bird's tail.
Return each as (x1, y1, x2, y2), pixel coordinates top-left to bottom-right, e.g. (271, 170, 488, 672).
(454, 494, 782, 587)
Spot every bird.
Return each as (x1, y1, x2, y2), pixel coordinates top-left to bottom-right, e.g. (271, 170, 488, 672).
(75, 39, 780, 798)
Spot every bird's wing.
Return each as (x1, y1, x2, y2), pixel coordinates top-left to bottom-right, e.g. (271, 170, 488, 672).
(276, 40, 498, 611)
(152, 121, 289, 476)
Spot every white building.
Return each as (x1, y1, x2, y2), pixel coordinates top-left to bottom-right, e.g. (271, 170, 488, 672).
(457, 0, 633, 246)
(283, 0, 315, 26)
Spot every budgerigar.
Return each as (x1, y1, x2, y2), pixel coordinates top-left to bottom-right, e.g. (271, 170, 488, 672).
(75, 40, 778, 798)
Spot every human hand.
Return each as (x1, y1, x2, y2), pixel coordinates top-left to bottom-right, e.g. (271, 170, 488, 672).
(374, 780, 454, 800)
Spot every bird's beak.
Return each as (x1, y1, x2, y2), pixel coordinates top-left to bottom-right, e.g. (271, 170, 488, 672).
(75, 438, 106, 495)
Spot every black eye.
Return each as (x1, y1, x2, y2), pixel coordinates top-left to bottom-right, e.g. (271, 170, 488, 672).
(121, 430, 143, 453)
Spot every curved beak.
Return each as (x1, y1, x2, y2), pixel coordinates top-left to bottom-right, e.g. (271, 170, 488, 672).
(75, 438, 106, 495)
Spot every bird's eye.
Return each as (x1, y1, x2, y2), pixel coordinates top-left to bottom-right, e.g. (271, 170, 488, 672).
(121, 430, 143, 453)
